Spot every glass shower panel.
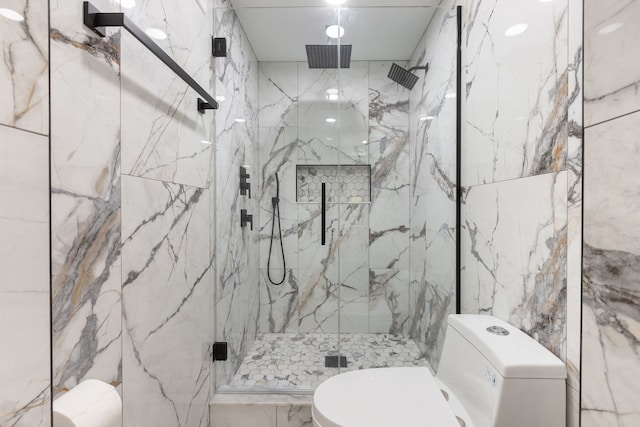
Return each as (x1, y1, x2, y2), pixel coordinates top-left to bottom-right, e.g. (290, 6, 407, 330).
(118, 0, 214, 424)
(335, 5, 459, 372)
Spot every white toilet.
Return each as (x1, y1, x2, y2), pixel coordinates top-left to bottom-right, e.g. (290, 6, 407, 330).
(312, 314, 566, 427)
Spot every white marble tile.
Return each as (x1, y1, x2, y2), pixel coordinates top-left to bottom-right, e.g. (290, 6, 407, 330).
(462, 172, 568, 359)
(0, 0, 49, 134)
(0, 292, 50, 427)
(297, 204, 339, 333)
(258, 126, 299, 271)
(584, 0, 640, 127)
(464, 0, 567, 185)
(50, 0, 123, 397)
(0, 126, 49, 293)
(260, 268, 299, 333)
(259, 62, 298, 127)
(277, 405, 313, 427)
(582, 111, 640, 425)
(369, 269, 410, 334)
(211, 404, 276, 427)
(120, 0, 213, 188)
(368, 61, 410, 129)
(297, 62, 368, 165)
(121, 175, 212, 427)
(0, 125, 49, 221)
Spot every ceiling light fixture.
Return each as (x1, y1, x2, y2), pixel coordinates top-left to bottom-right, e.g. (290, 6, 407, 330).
(598, 22, 624, 35)
(326, 0, 347, 5)
(235, 118, 246, 123)
(326, 118, 337, 123)
(325, 25, 345, 39)
(361, 140, 368, 144)
(114, 0, 136, 8)
(0, 8, 24, 21)
(145, 27, 168, 40)
(505, 23, 528, 37)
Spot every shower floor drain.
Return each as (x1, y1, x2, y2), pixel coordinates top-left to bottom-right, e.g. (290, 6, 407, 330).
(324, 355, 347, 368)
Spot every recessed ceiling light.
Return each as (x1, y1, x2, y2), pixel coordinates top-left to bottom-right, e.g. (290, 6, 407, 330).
(505, 23, 528, 37)
(326, 117, 337, 123)
(326, 0, 346, 5)
(326, 137, 334, 141)
(598, 22, 624, 35)
(326, 88, 339, 95)
(445, 93, 456, 99)
(361, 140, 368, 144)
(0, 8, 24, 21)
(235, 118, 246, 123)
(215, 95, 226, 102)
(326, 25, 345, 39)
(114, 0, 136, 8)
(145, 27, 167, 40)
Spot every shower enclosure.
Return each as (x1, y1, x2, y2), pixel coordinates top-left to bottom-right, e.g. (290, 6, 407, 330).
(213, 1, 460, 394)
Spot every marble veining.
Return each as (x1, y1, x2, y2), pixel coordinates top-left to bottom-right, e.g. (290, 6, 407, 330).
(0, 0, 49, 134)
(464, 0, 568, 185)
(50, 0, 123, 395)
(122, 176, 211, 427)
(584, 0, 640, 127)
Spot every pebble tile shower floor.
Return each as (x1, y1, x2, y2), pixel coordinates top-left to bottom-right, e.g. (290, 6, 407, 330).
(228, 333, 428, 391)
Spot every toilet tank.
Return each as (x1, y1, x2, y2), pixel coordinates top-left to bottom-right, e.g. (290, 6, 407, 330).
(436, 315, 566, 427)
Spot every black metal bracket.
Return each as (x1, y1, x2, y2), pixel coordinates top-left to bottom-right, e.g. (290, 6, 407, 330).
(212, 342, 228, 362)
(212, 37, 227, 57)
(240, 209, 253, 230)
(83, 1, 218, 113)
(240, 166, 251, 198)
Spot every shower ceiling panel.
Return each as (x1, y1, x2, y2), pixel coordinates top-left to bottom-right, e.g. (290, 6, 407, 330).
(231, 6, 436, 62)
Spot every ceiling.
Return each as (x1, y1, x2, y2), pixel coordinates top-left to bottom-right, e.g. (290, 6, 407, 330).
(227, 1, 438, 62)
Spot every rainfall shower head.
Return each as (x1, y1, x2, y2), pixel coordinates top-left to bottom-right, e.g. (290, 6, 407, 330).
(387, 62, 429, 90)
(305, 44, 352, 69)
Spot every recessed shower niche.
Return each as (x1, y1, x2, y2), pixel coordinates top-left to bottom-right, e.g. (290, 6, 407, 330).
(296, 165, 371, 204)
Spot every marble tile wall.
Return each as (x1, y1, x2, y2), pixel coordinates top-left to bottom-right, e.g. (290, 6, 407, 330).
(582, 1, 640, 425)
(51, 0, 214, 426)
(461, 0, 579, 425)
(213, 0, 261, 389)
(408, 3, 458, 369)
(0, 1, 51, 425)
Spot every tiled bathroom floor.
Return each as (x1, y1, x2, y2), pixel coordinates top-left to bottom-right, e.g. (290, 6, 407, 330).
(228, 333, 429, 391)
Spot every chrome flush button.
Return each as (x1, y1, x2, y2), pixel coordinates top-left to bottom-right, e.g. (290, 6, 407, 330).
(486, 325, 510, 336)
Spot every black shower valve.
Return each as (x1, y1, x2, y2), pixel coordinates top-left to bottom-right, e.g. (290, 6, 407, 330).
(240, 209, 253, 231)
(240, 166, 251, 198)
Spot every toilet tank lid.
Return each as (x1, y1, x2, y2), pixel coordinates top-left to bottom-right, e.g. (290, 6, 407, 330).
(447, 315, 567, 379)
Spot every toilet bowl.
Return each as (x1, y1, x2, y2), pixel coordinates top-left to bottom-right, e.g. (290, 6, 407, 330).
(312, 315, 567, 427)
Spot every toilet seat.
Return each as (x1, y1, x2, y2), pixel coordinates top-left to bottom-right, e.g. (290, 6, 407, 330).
(312, 367, 461, 427)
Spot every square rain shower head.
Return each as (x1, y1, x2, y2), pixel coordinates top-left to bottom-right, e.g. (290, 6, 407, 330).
(305, 44, 352, 69)
(388, 62, 420, 90)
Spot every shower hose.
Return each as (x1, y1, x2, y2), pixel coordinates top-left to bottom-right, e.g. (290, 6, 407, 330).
(267, 173, 286, 285)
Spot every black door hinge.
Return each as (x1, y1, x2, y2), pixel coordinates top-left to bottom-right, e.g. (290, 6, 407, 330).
(212, 342, 228, 362)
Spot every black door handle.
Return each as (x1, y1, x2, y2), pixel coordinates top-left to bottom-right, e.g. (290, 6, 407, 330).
(321, 183, 326, 246)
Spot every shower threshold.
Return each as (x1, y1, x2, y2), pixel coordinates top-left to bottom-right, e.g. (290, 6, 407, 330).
(224, 333, 429, 393)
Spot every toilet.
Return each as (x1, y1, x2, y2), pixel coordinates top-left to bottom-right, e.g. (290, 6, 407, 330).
(312, 314, 567, 427)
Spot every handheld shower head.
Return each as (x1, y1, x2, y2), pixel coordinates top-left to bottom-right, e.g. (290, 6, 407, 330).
(387, 62, 429, 90)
